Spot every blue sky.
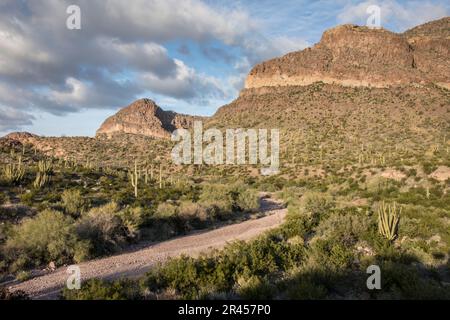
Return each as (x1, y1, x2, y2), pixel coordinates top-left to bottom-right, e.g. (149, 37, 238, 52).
(0, 0, 448, 137)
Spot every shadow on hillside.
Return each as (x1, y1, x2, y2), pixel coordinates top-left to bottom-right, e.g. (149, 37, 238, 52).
(241, 252, 450, 300)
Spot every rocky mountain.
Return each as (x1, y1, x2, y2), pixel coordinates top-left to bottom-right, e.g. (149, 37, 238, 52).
(96, 98, 205, 138)
(245, 17, 449, 90)
(208, 18, 449, 169)
(2, 18, 449, 170)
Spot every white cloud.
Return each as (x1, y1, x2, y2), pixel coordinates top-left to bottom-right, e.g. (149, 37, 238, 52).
(49, 78, 88, 105)
(0, 105, 35, 132)
(140, 59, 226, 100)
(0, 0, 310, 124)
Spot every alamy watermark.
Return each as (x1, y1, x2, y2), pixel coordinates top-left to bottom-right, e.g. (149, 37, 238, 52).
(171, 122, 280, 175)
(366, 5, 381, 29)
(66, 265, 81, 290)
(66, 5, 81, 30)
(366, 265, 381, 290)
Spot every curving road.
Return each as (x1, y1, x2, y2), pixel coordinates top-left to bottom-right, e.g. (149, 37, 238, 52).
(7, 197, 286, 299)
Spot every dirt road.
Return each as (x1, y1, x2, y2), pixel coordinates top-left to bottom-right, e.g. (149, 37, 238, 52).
(7, 197, 286, 299)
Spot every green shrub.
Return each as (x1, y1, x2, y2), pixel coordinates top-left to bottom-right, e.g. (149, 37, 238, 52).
(155, 202, 178, 218)
(422, 162, 437, 175)
(4, 210, 77, 269)
(198, 184, 234, 214)
(234, 275, 275, 299)
(75, 202, 127, 256)
(285, 271, 328, 299)
(178, 201, 207, 220)
(61, 189, 86, 216)
(298, 192, 334, 217)
(375, 261, 450, 299)
(307, 239, 354, 271)
(117, 206, 146, 239)
(315, 211, 373, 245)
(236, 189, 259, 212)
(62, 278, 141, 300)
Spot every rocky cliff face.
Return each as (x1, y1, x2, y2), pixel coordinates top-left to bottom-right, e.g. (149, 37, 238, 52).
(245, 18, 449, 89)
(96, 99, 205, 138)
(207, 18, 450, 166)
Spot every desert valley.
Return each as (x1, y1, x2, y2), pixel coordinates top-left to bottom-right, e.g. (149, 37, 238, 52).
(0, 16, 449, 300)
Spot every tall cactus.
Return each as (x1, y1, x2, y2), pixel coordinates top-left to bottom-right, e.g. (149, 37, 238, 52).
(38, 159, 53, 174)
(378, 201, 401, 241)
(159, 163, 163, 189)
(3, 156, 25, 184)
(129, 160, 139, 197)
(144, 167, 149, 184)
(33, 171, 50, 189)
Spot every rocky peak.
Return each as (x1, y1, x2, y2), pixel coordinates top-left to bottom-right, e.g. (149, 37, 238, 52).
(245, 18, 449, 90)
(96, 98, 205, 139)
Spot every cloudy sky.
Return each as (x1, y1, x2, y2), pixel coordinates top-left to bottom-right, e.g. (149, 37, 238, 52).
(0, 0, 448, 136)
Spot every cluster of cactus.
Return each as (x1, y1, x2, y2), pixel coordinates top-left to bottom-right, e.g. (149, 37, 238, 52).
(38, 159, 53, 174)
(128, 161, 164, 198)
(85, 158, 94, 169)
(33, 171, 50, 189)
(33, 159, 52, 189)
(2, 156, 25, 184)
(377, 201, 401, 241)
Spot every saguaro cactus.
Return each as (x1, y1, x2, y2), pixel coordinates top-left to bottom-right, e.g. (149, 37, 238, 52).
(144, 167, 149, 184)
(378, 201, 401, 241)
(129, 160, 139, 197)
(159, 163, 163, 189)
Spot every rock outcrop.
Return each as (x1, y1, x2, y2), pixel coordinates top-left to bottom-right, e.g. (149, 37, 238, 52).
(96, 98, 205, 138)
(245, 18, 450, 89)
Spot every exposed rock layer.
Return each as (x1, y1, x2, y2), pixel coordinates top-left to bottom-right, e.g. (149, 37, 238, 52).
(245, 18, 450, 89)
(96, 99, 205, 138)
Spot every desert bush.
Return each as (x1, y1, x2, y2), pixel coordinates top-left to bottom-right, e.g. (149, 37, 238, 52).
(62, 278, 141, 300)
(234, 275, 275, 299)
(3, 210, 77, 269)
(117, 206, 146, 239)
(155, 202, 178, 218)
(198, 183, 234, 214)
(276, 186, 303, 205)
(61, 189, 86, 216)
(142, 235, 304, 299)
(307, 239, 354, 271)
(178, 201, 207, 220)
(235, 188, 259, 212)
(75, 202, 127, 256)
(197, 183, 259, 217)
(285, 270, 328, 299)
(298, 192, 334, 217)
(315, 210, 373, 245)
(374, 260, 450, 299)
(422, 162, 437, 175)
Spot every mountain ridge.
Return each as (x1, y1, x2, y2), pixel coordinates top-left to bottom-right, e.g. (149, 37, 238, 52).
(245, 17, 450, 90)
(95, 98, 206, 138)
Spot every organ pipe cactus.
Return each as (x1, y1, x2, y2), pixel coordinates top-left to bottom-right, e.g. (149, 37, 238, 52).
(38, 159, 53, 174)
(33, 171, 50, 189)
(3, 156, 25, 184)
(377, 201, 401, 241)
